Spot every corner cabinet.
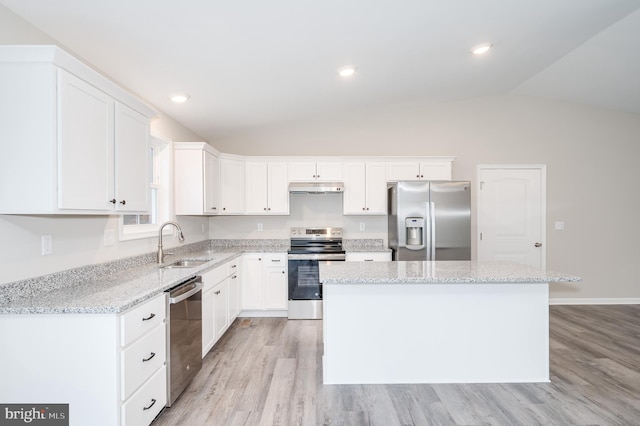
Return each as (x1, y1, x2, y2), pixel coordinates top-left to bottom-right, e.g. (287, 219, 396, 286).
(219, 156, 246, 214)
(245, 162, 289, 215)
(174, 142, 220, 215)
(0, 294, 167, 426)
(0, 45, 155, 214)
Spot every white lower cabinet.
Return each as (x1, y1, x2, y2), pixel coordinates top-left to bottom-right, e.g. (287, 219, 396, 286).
(241, 253, 288, 314)
(345, 252, 392, 262)
(0, 293, 166, 426)
(201, 257, 242, 357)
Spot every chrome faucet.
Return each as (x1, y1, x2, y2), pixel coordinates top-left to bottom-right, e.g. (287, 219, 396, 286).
(157, 221, 185, 264)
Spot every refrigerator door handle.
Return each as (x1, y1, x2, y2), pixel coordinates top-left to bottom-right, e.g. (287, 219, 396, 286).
(430, 201, 436, 260)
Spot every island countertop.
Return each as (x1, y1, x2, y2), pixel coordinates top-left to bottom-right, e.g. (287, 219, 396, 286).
(319, 260, 581, 284)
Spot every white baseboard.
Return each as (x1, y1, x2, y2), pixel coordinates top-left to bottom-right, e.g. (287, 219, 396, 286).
(238, 310, 287, 318)
(550, 298, 640, 305)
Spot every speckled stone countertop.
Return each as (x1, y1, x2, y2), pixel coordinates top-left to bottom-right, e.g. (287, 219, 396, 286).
(319, 261, 581, 284)
(342, 239, 390, 252)
(0, 239, 290, 315)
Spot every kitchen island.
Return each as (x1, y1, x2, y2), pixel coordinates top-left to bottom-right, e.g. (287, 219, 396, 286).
(319, 261, 580, 385)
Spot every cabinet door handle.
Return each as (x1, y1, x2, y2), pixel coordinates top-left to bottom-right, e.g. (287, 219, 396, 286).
(222, 207, 226, 211)
(109, 199, 116, 204)
(211, 207, 217, 210)
(142, 352, 156, 362)
(534, 242, 542, 247)
(142, 313, 155, 321)
(120, 200, 126, 205)
(143, 399, 157, 411)
(263, 207, 267, 211)
(231, 275, 237, 279)
(231, 264, 237, 268)
(271, 259, 281, 262)
(364, 259, 373, 261)
(215, 290, 221, 295)
(282, 271, 285, 274)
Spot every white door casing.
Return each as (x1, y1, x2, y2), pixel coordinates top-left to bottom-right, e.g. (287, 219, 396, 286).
(477, 165, 546, 268)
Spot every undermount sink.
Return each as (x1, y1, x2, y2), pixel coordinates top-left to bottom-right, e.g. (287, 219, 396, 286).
(160, 259, 211, 269)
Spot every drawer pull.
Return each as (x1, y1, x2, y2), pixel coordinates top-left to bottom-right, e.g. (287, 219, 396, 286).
(364, 259, 373, 261)
(142, 313, 156, 321)
(271, 259, 281, 262)
(143, 398, 157, 411)
(214, 290, 221, 295)
(142, 352, 156, 362)
(231, 264, 237, 268)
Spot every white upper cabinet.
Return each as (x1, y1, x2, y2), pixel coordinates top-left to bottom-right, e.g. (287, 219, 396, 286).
(114, 103, 150, 212)
(343, 162, 387, 215)
(386, 160, 453, 181)
(0, 46, 155, 214)
(288, 161, 343, 182)
(245, 162, 289, 215)
(219, 156, 245, 215)
(174, 142, 220, 215)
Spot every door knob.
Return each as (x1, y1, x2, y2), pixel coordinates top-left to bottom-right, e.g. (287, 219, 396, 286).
(534, 242, 542, 247)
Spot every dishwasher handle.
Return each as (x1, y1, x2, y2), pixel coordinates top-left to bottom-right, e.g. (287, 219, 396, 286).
(168, 278, 203, 304)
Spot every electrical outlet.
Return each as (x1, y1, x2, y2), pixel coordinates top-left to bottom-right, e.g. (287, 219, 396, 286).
(41, 235, 53, 255)
(103, 230, 115, 246)
(359, 223, 365, 231)
(257, 223, 263, 232)
(555, 221, 565, 230)
(201, 224, 206, 234)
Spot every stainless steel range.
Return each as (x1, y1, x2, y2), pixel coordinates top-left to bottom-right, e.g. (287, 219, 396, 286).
(287, 227, 345, 319)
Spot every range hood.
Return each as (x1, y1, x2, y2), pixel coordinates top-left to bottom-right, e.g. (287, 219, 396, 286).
(289, 181, 344, 194)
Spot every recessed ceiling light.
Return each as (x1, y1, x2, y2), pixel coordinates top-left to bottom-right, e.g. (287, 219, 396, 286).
(169, 93, 190, 103)
(337, 66, 357, 77)
(471, 43, 492, 55)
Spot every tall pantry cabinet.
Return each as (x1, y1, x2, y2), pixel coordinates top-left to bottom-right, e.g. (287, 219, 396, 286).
(0, 46, 156, 214)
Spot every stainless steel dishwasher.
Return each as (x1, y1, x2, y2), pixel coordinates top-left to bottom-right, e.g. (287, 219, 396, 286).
(165, 275, 203, 406)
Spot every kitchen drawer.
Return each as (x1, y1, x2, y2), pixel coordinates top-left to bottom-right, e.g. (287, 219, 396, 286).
(263, 253, 286, 266)
(121, 323, 166, 400)
(120, 294, 166, 347)
(121, 365, 167, 426)
(345, 252, 391, 261)
(202, 264, 228, 292)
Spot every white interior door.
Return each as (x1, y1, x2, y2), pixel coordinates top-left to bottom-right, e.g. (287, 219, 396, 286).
(477, 165, 546, 268)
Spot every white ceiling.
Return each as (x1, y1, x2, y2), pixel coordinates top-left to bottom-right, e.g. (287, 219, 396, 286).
(2, 0, 639, 141)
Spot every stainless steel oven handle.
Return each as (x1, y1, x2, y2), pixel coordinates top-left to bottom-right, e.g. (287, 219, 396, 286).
(288, 253, 346, 261)
(169, 282, 203, 304)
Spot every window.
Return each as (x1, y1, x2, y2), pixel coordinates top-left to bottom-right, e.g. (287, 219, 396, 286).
(120, 136, 171, 240)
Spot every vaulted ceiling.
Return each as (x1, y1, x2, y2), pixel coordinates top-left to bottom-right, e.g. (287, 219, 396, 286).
(2, 0, 639, 141)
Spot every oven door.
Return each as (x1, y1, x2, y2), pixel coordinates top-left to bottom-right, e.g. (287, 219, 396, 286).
(288, 258, 322, 301)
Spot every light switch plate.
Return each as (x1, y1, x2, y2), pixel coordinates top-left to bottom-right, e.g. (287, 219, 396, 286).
(104, 230, 115, 246)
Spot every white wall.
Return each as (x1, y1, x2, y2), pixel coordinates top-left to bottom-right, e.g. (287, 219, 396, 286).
(0, 5, 210, 284)
(210, 96, 640, 300)
(2, 4, 639, 301)
(210, 193, 386, 241)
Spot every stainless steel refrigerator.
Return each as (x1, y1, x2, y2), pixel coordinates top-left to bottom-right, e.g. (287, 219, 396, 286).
(388, 181, 471, 261)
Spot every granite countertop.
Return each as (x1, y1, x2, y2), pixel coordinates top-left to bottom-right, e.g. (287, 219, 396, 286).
(0, 239, 291, 315)
(319, 260, 581, 284)
(0, 251, 241, 315)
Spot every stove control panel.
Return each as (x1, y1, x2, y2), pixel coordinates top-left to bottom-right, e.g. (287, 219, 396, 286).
(290, 227, 342, 239)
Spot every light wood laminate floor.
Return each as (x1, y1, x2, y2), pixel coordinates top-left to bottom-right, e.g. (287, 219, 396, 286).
(154, 305, 640, 425)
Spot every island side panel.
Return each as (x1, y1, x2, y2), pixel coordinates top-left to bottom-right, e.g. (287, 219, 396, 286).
(323, 282, 549, 384)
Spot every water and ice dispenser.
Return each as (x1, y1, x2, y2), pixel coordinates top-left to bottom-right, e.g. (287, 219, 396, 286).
(405, 217, 424, 249)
